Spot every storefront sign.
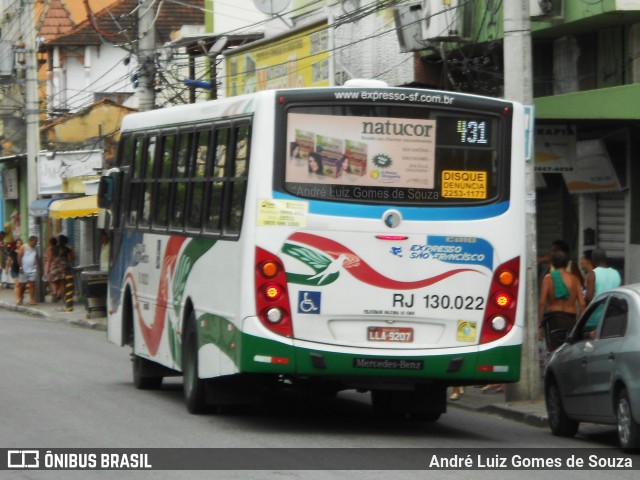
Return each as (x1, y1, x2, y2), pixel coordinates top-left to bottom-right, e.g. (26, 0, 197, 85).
(562, 139, 621, 193)
(38, 150, 103, 194)
(534, 125, 576, 173)
(224, 21, 330, 97)
(2, 168, 18, 199)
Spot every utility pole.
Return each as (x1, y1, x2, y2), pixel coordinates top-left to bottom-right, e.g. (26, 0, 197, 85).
(137, 0, 156, 111)
(24, 0, 39, 231)
(22, 0, 42, 300)
(503, 1, 540, 401)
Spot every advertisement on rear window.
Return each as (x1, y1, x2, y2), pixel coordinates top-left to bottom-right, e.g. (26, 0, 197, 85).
(286, 113, 436, 193)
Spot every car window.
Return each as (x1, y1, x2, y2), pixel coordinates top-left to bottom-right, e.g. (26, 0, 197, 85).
(574, 298, 607, 341)
(599, 296, 628, 339)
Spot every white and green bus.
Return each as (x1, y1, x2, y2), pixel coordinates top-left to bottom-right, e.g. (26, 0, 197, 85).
(100, 82, 526, 418)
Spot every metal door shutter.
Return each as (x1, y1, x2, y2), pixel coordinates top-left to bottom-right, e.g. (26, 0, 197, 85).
(596, 192, 625, 260)
(536, 188, 564, 255)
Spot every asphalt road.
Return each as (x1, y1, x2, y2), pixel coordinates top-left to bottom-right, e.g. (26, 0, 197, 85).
(0, 310, 636, 480)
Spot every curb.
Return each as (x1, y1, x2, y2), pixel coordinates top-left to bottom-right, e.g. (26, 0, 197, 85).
(449, 399, 549, 428)
(0, 301, 107, 332)
(479, 404, 548, 428)
(68, 317, 108, 331)
(0, 301, 51, 318)
(447, 395, 549, 428)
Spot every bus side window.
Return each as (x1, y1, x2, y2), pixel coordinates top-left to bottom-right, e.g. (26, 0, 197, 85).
(205, 127, 229, 234)
(187, 129, 210, 231)
(171, 131, 192, 231)
(227, 124, 251, 235)
(132, 135, 144, 179)
(140, 135, 157, 228)
(114, 134, 133, 228)
(153, 133, 175, 229)
(127, 136, 145, 227)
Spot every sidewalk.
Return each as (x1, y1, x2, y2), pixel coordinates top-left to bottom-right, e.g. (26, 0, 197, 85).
(0, 284, 549, 427)
(0, 283, 106, 331)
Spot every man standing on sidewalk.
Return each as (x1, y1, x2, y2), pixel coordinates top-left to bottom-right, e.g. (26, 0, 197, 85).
(18, 236, 39, 306)
(584, 248, 621, 304)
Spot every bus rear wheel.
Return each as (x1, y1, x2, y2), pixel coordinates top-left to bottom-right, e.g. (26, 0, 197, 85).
(182, 310, 208, 414)
(132, 354, 163, 390)
(127, 293, 163, 390)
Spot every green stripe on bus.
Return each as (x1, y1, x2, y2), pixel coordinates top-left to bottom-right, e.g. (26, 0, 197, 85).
(238, 332, 521, 382)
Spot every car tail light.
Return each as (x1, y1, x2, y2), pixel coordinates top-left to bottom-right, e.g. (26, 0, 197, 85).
(255, 247, 292, 337)
(480, 257, 520, 344)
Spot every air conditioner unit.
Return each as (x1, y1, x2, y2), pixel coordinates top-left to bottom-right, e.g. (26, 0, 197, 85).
(421, 0, 461, 42)
(530, 0, 563, 19)
(393, 2, 426, 53)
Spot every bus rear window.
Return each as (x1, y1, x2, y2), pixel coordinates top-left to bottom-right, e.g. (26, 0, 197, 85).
(282, 106, 507, 206)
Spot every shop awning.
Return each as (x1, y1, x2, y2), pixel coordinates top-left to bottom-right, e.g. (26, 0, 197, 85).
(49, 195, 99, 219)
(29, 198, 61, 217)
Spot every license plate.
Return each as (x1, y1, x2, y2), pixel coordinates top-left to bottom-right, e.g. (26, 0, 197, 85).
(367, 327, 414, 343)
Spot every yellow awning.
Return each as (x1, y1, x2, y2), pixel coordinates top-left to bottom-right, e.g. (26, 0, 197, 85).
(49, 195, 99, 219)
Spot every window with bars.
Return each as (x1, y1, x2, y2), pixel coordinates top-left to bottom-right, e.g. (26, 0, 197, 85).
(119, 118, 252, 240)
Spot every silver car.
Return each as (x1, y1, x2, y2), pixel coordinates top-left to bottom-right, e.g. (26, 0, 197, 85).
(544, 284, 640, 451)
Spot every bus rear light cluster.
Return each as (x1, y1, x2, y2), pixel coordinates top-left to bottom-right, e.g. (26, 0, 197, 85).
(255, 247, 293, 337)
(490, 315, 508, 332)
(493, 292, 513, 308)
(480, 257, 520, 344)
(263, 283, 283, 301)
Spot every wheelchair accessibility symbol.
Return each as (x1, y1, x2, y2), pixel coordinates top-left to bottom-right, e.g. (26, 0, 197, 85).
(298, 291, 321, 314)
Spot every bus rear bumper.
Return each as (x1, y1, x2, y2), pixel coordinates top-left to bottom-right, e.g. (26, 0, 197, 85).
(240, 330, 521, 384)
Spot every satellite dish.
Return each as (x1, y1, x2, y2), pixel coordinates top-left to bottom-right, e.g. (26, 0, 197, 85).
(208, 36, 228, 57)
(341, 0, 360, 16)
(253, 0, 290, 15)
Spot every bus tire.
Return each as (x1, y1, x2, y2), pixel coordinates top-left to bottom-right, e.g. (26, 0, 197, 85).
(127, 291, 163, 390)
(183, 310, 208, 414)
(132, 354, 163, 390)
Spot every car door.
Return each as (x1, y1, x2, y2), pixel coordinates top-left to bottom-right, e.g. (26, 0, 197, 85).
(552, 299, 607, 416)
(586, 294, 629, 422)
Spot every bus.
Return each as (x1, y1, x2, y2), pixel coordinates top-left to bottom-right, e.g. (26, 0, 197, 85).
(99, 81, 526, 419)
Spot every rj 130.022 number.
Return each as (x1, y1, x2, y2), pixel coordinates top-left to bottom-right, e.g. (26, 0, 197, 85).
(423, 294, 484, 310)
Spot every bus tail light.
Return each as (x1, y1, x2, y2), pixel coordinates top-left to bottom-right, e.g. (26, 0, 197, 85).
(255, 247, 293, 337)
(480, 257, 520, 344)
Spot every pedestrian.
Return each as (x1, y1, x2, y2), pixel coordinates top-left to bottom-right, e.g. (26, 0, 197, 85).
(7, 239, 23, 304)
(18, 236, 39, 306)
(584, 247, 621, 304)
(538, 239, 583, 286)
(99, 230, 109, 272)
(538, 250, 586, 352)
(0, 230, 5, 288)
(55, 235, 75, 304)
(44, 236, 63, 301)
(449, 385, 465, 401)
(3, 241, 13, 289)
(579, 249, 593, 285)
